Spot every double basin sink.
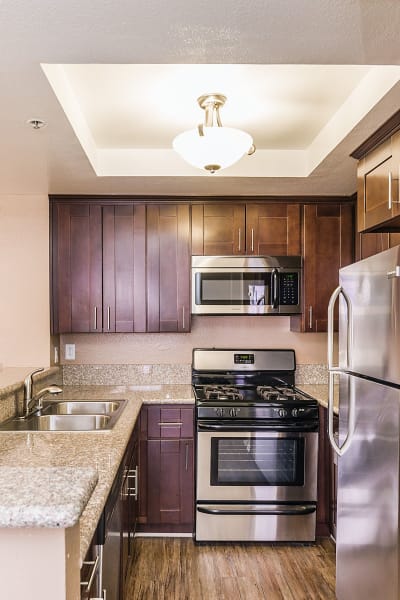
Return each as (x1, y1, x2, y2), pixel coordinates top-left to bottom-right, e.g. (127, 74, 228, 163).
(0, 400, 126, 432)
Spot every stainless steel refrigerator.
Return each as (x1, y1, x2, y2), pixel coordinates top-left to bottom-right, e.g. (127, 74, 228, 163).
(327, 245, 400, 600)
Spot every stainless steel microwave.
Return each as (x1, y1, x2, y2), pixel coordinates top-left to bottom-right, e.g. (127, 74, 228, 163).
(191, 255, 302, 315)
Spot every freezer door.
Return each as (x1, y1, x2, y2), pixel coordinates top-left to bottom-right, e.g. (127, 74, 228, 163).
(336, 373, 400, 600)
(339, 244, 400, 384)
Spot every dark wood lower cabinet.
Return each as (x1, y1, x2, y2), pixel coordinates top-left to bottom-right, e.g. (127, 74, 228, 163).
(138, 404, 194, 533)
(316, 405, 338, 539)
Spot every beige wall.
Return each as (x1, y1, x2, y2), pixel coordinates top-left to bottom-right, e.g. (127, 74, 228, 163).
(0, 194, 50, 368)
(61, 316, 327, 365)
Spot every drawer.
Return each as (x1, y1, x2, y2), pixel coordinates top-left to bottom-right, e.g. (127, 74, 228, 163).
(144, 405, 194, 439)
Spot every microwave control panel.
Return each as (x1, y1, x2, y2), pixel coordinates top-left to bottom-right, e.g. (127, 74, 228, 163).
(279, 273, 299, 305)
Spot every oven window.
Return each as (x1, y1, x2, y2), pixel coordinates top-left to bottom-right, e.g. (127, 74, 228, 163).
(195, 272, 271, 305)
(210, 437, 304, 486)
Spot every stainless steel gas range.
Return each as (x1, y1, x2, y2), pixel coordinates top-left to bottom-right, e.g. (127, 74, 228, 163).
(192, 348, 319, 542)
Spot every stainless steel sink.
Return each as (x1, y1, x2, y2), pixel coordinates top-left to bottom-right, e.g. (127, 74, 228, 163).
(37, 414, 111, 431)
(0, 399, 127, 431)
(42, 401, 121, 415)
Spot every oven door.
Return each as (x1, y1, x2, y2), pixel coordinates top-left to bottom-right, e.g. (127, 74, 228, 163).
(196, 422, 318, 503)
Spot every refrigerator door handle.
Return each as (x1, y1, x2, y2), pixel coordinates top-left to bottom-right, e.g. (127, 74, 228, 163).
(328, 371, 356, 457)
(327, 285, 353, 371)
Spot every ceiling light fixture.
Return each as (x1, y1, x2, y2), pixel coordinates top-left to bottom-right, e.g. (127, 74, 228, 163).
(173, 94, 255, 174)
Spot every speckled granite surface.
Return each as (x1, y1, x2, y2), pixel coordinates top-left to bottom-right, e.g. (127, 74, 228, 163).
(63, 363, 329, 386)
(0, 384, 194, 563)
(296, 364, 328, 385)
(63, 364, 192, 386)
(0, 467, 98, 528)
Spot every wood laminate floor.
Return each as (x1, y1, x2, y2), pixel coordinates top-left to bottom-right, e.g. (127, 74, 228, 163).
(126, 537, 336, 600)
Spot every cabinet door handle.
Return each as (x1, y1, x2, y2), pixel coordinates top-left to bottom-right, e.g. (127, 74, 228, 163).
(238, 228, 241, 252)
(127, 467, 139, 500)
(107, 306, 111, 331)
(80, 555, 100, 591)
(308, 306, 313, 329)
(94, 306, 98, 330)
(185, 443, 189, 471)
(182, 306, 185, 330)
(251, 228, 254, 253)
(389, 170, 392, 210)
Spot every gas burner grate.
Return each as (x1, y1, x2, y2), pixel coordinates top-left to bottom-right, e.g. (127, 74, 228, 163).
(204, 386, 244, 402)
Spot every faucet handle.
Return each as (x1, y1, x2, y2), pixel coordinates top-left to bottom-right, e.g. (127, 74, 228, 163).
(24, 367, 44, 399)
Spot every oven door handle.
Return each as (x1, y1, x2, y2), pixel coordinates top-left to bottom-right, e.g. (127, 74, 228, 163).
(197, 505, 316, 516)
(197, 422, 318, 432)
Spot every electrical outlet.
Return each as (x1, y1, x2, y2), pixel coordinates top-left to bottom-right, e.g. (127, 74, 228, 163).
(142, 364, 151, 374)
(65, 344, 75, 360)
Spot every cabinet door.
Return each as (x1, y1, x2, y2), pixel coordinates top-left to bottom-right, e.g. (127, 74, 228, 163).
(356, 231, 400, 261)
(246, 204, 301, 255)
(291, 203, 353, 333)
(147, 439, 194, 527)
(357, 134, 400, 232)
(103, 205, 146, 332)
(192, 203, 246, 255)
(51, 203, 102, 334)
(147, 204, 190, 332)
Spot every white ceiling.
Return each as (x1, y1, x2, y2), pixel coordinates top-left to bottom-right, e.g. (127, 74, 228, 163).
(1, 0, 400, 197)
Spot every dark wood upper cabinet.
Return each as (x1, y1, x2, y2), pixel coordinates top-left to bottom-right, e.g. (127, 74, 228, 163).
(52, 201, 191, 334)
(192, 204, 246, 255)
(357, 131, 400, 232)
(291, 203, 354, 333)
(246, 203, 301, 255)
(147, 204, 191, 332)
(103, 205, 146, 332)
(51, 203, 102, 334)
(52, 202, 147, 334)
(356, 231, 400, 261)
(192, 202, 301, 256)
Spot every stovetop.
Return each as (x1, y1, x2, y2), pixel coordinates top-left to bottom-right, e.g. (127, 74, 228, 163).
(194, 383, 314, 405)
(192, 349, 318, 421)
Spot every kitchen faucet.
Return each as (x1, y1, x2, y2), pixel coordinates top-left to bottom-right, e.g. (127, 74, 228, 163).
(21, 368, 62, 418)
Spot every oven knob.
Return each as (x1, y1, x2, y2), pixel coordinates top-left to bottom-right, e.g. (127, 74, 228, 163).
(229, 408, 237, 417)
(215, 408, 224, 417)
(278, 408, 287, 418)
(291, 408, 298, 417)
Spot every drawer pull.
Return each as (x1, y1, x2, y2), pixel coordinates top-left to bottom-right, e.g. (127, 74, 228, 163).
(158, 422, 182, 426)
(80, 554, 99, 591)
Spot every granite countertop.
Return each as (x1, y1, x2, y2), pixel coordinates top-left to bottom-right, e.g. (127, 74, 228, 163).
(0, 384, 194, 562)
(0, 466, 98, 527)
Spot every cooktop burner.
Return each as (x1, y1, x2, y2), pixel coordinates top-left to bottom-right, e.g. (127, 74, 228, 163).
(203, 386, 245, 402)
(194, 383, 315, 407)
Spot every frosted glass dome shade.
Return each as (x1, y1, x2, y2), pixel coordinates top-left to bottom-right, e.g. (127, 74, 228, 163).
(173, 126, 253, 173)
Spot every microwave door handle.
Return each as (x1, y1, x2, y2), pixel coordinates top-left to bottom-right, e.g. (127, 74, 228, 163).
(272, 268, 279, 309)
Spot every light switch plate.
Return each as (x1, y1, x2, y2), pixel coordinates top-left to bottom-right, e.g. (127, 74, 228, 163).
(65, 344, 75, 360)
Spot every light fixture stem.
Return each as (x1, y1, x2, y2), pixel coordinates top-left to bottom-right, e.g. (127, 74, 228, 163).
(204, 104, 214, 127)
(215, 105, 223, 127)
